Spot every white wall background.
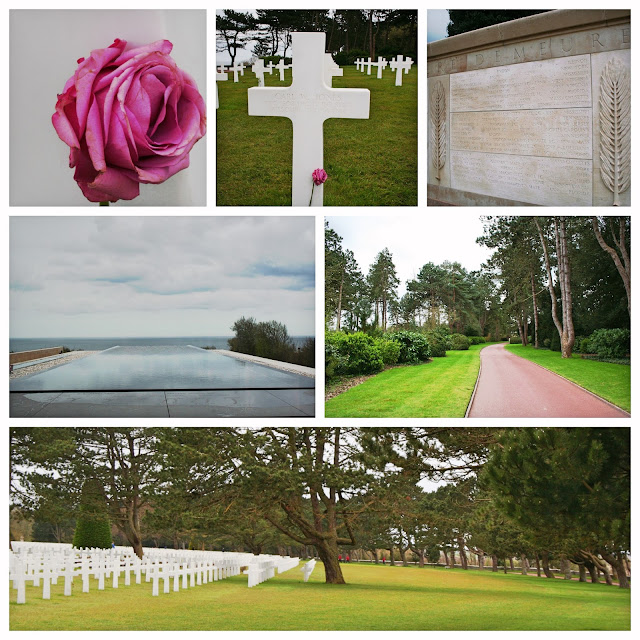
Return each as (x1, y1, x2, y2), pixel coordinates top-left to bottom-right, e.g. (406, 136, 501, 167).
(10, 9, 207, 206)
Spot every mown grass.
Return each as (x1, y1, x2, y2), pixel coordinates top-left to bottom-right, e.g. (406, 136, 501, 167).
(10, 562, 629, 631)
(505, 344, 631, 412)
(325, 343, 494, 418)
(216, 65, 417, 206)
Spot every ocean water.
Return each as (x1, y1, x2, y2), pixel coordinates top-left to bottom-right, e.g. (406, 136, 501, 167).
(10, 336, 312, 353)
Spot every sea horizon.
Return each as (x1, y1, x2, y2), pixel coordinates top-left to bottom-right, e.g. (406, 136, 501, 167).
(10, 335, 313, 353)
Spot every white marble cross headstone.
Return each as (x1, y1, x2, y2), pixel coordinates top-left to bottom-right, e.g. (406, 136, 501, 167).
(252, 58, 267, 87)
(365, 57, 373, 75)
(275, 58, 291, 82)
(248, 32, 370, 206)
(355, 58, 362, 71)
(238, 62, 246, 76)
(373, 57, 387, 79)
(266, 61, 275, 75)
(230, 64, 242, 83)
(216, 70, 228, 109)
(404, 57, 414, 74)
(389, 55, 412, 86)
(324, 53, 343, 87)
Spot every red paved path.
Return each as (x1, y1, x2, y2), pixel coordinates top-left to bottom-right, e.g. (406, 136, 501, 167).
(467, 343, 629, 418)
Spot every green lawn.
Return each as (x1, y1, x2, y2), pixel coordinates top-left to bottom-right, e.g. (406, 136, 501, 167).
(325, 344, 494, 418)
(505, 344, 631, 412)
(10, 562, 629, 631)
(216, 66, 417, 206)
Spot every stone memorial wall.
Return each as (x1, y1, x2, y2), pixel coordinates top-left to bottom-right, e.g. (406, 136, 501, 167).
(427, 10, 631, 206)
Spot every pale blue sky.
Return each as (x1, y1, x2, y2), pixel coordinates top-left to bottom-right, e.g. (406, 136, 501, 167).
(428, 10, 450, 43)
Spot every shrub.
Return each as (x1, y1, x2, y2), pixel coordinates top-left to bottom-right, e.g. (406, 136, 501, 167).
(423, 327, 450, 357)
(384, 331, 431, 364)
(333, 48, 368, 66)
(588, 328, 631, 359)
(325, 332, 384, 377)
(467, 336, 486, 345)
(73, 478, 112, 550)
(378, 338, 401, 366)
(543, 338, 551, 348)
(550, 332, 561, 352)
(450, 333, 470, 350)
(509, 336, 522, 345)
(579, 337, 591, 354)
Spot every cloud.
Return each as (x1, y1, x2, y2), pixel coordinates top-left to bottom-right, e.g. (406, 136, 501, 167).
(10, 217, 315, 337)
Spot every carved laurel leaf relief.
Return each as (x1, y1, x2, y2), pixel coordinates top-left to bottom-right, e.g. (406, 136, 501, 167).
(599, 58, 631, 206)
(429, 81, 447, 181)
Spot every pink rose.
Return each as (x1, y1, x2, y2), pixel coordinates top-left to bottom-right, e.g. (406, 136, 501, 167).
(312, 168, 328, 186)
(52, 38, 206, 203)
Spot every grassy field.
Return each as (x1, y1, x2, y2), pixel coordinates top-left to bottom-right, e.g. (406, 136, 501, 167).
(216, 65, 417, 206)
(505, 344, 631, 412)
(325, 343, 494, 418)
(10, 562, 629, 631)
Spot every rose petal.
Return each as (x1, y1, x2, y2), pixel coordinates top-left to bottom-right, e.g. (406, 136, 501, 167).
(89, 167, 140, 201)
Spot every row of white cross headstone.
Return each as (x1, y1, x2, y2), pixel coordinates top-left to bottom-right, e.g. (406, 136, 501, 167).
(354, 55, 413, 86)
(9, 542, 300, 604)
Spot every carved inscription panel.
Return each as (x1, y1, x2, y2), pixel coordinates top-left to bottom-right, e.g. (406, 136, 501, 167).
(450, 109, 592, 159)
(450, 151, 592, 206)
(450, 55, 591, 112)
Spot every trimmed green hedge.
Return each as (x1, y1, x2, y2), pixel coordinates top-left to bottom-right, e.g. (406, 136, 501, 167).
(450, 333, 470, 350)
(73, 478, 112, 550)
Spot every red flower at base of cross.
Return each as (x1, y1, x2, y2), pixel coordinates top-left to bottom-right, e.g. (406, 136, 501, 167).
(312, 168, 328, 186)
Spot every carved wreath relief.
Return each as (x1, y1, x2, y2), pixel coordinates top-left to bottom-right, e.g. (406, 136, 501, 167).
(429, 80, 447, 181)
(599, 57, 630, 206)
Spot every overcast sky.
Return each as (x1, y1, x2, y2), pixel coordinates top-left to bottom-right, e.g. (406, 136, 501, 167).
(10, 217, 315, 338)
(325, 215, 492, 298)
(427, 10, 450, 43)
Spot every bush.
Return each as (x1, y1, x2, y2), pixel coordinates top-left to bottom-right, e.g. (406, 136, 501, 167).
(450, 333, 470, 350)
(378, 338, 401, 366)
(467, 336, 486, 345)
(73, 478, 112, 550)
(423, 327, 451, 357)
(385, 331, 431, 364)
(333, 48, 368, 66)
(550, 332, 561, 352)
(509, 336, 522, 345)
(578, 337, 591, 354)
(588, 328, 631, 359)
(543, 338, 551, 348)
(325, 332, 384, 378)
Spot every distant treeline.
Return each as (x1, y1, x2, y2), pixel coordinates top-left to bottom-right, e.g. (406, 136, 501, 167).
(228, 317, 314, 368)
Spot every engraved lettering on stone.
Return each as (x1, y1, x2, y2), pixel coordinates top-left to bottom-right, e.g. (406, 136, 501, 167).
(429, 80, 447, 181)
(451, 109, 592, 159)
(476, 54, 484, 66)
(451, 151, 592, 206)
(622, 28, 630, 44)
(592, 33, 604, 48)
(561, 37, 573, 52)
(514, 47, 524, 61)
(599, 57, 631, 205)
(451, 55, 591, 111)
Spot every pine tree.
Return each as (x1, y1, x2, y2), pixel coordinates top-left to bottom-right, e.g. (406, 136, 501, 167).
(72, 478, 112, 549)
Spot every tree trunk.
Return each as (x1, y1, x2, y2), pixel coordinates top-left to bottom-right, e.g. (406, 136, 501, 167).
(601, 552, 630, 589)
(457, 537, 468, 570)
(315, 539, 345, 584)
(509, 557, 515, 571)
(336, 272, 344, 330)
(530, 273, 540, 348)
(535, 555, 541, 578)
(491, 555, 498, 572)
(521, 554, 528, 575)
(449, 546, 456, 569)
(541, 551, 555, 578)
(585, 560, 599, 583)
(592, 217, 630, 318)
(389, 547, 395, 567)
(562, 557, 572, 580)
(418, 550, 425, 568)
(442, 549, 448, 567)
(477, 551, 485, 570)
(578, 563, 587, 582)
